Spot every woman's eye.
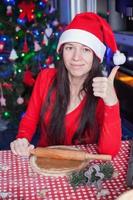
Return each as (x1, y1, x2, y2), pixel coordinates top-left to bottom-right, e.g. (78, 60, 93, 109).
(83, 48, 90, 53)
(64, 46, 73, 50)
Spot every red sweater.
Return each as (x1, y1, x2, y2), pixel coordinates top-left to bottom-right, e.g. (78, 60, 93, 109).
(17, 68, 122, 156)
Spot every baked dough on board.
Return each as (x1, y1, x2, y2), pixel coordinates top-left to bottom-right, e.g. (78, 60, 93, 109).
(30, 145, 89, 177)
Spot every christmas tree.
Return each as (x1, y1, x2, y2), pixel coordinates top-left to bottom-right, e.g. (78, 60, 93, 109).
(0, 0, 65, 133)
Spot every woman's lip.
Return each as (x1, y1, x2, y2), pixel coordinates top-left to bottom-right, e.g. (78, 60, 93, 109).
(71, 64, 84, 67)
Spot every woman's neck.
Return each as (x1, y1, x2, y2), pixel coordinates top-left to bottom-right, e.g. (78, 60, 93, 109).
(68, 75, 86, 96)
(66, 75, 85, 114)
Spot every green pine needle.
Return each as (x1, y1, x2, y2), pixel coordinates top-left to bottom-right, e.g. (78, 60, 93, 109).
(69, 162, 114, 188)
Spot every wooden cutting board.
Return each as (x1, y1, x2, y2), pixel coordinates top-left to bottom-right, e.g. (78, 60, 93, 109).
(29, 145, 89, 177)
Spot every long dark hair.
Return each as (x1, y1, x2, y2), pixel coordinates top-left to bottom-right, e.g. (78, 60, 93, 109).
(40, 52, 103, 145)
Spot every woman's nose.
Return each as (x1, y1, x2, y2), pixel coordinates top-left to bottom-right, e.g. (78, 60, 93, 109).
(72, 48, 81, 60)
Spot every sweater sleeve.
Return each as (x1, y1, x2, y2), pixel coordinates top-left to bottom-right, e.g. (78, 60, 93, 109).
(96, 99, 122, 156)
(16, 69, 56, 142)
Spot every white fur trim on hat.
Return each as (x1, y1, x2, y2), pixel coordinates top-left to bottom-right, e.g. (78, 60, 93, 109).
(113, 50, 126, 65)
(57, 29, 106, 63)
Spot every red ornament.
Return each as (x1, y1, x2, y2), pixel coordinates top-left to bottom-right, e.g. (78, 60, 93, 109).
(18, 1, 35, 22)
(23, 70, 35, 87)
(2, 83, 13, 91)
(23, 38, 29, 53)
(45, 56, 53, 65)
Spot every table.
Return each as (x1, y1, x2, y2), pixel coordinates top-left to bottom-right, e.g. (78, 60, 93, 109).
(0, 141, 131, 200)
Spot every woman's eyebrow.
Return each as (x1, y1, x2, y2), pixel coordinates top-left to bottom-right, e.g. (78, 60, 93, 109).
(65, 43, 73, 46)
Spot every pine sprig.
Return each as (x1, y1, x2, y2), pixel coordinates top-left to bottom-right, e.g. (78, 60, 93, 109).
(100, 162, 114, 180)
(69, 162, 114, 188)
(69, 171, 87, 188)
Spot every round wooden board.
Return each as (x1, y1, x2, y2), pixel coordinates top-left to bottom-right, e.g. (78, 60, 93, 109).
(29, 145, 89, 177)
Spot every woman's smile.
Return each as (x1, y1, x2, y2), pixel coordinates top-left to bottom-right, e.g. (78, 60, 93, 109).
(71, 63, 84, 68)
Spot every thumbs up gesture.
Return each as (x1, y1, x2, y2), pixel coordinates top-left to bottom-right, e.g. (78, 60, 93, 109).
(92, 66, 119, 106)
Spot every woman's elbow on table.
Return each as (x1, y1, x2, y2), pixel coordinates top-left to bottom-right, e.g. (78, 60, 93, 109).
(97, 141, 122, 157)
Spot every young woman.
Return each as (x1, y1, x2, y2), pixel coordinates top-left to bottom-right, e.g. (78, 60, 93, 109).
(10, 12, 126, 156)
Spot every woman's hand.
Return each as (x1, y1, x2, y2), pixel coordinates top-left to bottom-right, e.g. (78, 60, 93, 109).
(92, 66, 119, 106)
(10, 138, 34, 156)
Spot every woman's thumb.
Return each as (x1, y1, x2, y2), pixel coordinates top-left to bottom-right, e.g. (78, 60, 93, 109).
(108, 66, 120, 82)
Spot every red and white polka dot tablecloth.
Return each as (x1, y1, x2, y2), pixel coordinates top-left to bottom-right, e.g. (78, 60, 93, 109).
(0, 141, 131, 200)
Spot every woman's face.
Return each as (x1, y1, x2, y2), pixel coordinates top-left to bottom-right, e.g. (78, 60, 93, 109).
(63, 42, 93, 79)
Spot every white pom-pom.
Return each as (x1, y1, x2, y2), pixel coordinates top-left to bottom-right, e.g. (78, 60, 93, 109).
(113, 50, 126, 65)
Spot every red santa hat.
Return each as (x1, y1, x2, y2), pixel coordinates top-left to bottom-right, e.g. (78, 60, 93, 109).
(57, 12, 126, 65)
